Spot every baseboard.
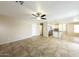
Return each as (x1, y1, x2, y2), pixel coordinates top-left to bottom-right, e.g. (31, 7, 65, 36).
(0, 35, 33, 45)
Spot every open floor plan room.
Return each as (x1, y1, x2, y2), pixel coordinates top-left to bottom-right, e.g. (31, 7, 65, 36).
(0, 1, 79, 57)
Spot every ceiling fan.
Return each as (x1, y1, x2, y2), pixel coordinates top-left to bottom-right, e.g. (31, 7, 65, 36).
(15, 1, 46, 20)
(16, 1, 24, 5)
(32, 12, 46, 20)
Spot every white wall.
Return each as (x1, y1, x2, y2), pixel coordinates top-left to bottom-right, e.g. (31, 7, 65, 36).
(32, 23, 37, 36)
(0, 16, 32, 44)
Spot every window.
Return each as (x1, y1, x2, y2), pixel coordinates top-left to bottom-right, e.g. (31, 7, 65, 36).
(59, 24, 66, 31)
(74, 25, 79, 33)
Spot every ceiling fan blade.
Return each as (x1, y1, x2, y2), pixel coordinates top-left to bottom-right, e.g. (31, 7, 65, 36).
(32, 14, 38, 17)
(41, 14, 46, 17)
(19, 1, 24, 5)
(41, 17, 46, 20)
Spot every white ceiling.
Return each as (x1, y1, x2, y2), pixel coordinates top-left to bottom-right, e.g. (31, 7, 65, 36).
(0, 1, 79, 23)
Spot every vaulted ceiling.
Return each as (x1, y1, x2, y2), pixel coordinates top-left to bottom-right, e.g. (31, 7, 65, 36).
(0, 1, 79, 23)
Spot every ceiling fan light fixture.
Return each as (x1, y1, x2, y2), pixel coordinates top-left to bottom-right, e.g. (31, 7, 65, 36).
(32, 12, 46, 20)
(37, 17, 41, 20)
(16, 1, 24, 5)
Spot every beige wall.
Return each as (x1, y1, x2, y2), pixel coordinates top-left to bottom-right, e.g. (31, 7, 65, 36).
(66, 24, 74, 34)
(43, 21, 48, 37)
(0, 16, 32, 44)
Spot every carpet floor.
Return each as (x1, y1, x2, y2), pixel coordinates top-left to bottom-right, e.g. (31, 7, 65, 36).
(0, 36, 79, 57)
